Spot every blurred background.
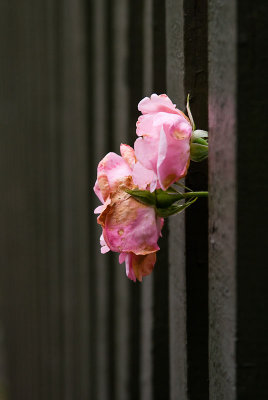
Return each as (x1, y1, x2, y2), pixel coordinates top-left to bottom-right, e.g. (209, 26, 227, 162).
(0, 0, 267, 399)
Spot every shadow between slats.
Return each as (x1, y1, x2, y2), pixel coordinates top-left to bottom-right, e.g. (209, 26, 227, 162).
(184, 1, 209, 398)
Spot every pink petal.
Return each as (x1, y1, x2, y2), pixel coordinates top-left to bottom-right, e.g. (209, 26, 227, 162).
(136, 114, 156, 137)
(100, 234, 110, 254)
(132, 161, 156, 190)
(122, 252, 157, 282)
(135, 112, 183, 174)
(103, 195, 161, 255)
(119, 252, 127, 264)
(157, 217, 164, 237)
(94, 205, 105, 214)
(93, 180, 104, 204)
(94, 197, 111, 214)
(125, 253, 136, 282)
(120, 144, 136, 169)
(96, 152, 132, 201)
(138, 93, 178, 115)
(150, 179, 158, 192)
(134, 136, 158, 172)
(157, 122, 191, 190)
(136, 112, 178, 138)
(132, 252, 157, 282)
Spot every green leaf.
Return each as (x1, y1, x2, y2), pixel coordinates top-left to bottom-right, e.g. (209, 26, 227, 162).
(190, 142, 208, 162)
(156, 197, 198, 217)
(155, 189, 184, 208)
(191, 137, 208, 145)
(125, 189, 156, 207)
(173, 181, 193, 192)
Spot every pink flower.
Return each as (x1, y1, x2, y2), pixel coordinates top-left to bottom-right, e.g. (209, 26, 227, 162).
(94, 145, 163, 282)
(134, 93, 192, 191)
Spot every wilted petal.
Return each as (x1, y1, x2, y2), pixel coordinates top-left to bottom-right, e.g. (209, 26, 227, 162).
(120, 144, 136, 169)
(94, 197, 111, 214)
(120, 252, 157, 282)
(96, 152, 132, 202)
(132, 252, 156, 282)
(102, 191, 160, 255)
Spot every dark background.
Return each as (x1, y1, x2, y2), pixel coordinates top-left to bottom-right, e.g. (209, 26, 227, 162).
(0, 0, 267, 399)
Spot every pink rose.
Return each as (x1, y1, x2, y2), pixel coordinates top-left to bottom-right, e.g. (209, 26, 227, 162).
(94, 145, 163, 282)
(134, 93, 192, 191)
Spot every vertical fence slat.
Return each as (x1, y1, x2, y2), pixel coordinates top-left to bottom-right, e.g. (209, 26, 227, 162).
(166, 1, 188, 399)
(140, 1, 153, 399)
(208, 0, 236, 398)
(127, 1, 143, 399)
(61, 0, 90, 397)
(112, 0, 131, 398)
(91, 0, 110, 398)
(45, 2, 62, 398)
(152, 2, 170, 399)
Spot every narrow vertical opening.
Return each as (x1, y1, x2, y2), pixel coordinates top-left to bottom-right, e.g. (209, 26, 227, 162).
(184, 0, 209, 398)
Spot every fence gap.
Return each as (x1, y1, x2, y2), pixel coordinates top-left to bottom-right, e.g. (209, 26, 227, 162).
(152, 1, 170, 399)
(184, 0, 209, 398)
(236, 1, 268, 396)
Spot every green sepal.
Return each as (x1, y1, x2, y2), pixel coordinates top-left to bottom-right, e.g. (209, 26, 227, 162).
(155, 189, 184, 208)
(192, 129, 208, 139)
(190, 142, 208, 162)
(156, 197, 197, 217)
(124, 189, 156, 207)
(191, 137, 208, 146)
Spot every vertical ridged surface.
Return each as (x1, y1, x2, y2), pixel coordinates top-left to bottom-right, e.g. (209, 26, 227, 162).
(208, 0, 236, 399)
(166, 1, 188, 399)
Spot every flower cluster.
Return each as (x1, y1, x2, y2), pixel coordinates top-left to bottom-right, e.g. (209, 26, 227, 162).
(94, 94, 208, 282)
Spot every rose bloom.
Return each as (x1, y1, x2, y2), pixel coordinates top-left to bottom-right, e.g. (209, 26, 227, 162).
(94, 144, 163, 282)
(134, 93, 192, 191)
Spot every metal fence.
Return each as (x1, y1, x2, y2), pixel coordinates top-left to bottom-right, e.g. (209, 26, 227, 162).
(0, 0, 267, 399)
